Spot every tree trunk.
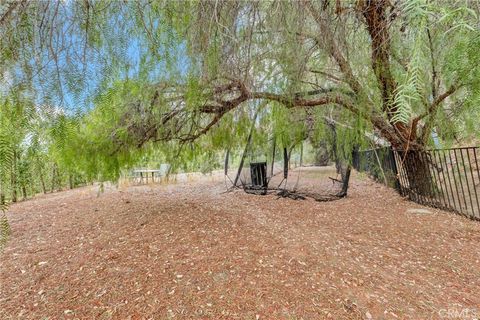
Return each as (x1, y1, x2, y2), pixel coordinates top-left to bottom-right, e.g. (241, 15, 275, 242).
(300, 143, 303, 167)
(314, 140, 330, 166)
(325, 118, 354, 197)
(224, 149, 230, 176)
(51, 163, 57, 192)
(22, 185, 27, 200)
(0, 179, 5, 209)
(11, 150, 17, 203)
(39, 167, 46, 194)
(397, 150, 436, 199)
(270, 137, 276, 176)
(0, 192, 5, 209)
(233, 127, 254, 187)
(336, 164, 351, 198)
(233, 109, 259, 187)
(326, 119, 342, 175)
(288, 145, 295, 170)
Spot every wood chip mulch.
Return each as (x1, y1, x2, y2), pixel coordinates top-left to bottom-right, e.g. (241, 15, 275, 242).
(1, 174, 480, 319)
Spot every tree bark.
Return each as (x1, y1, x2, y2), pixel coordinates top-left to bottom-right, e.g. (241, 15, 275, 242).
(325, 119, 342, 174)
(283, 147, 289, 179)
(233, 109, 259, 187)
(0, 179, 5, 209)
(22, 185, 27, 200)
(0, 192, 5, 209)
(51, 163, 57, 192)
(300, 143, 304, 167)
(288, 146, 294, 170)
(398, 150, 436, 199)
(224, 149, 230, 176)
(11, 150, 17, 203)
(270, 137, 276, 176)
(336, 164, 351, 198)
(314, 140, 330, 166)
(233, 138, 250, 187)
(39, 166, 46, 194)
(324, 117, 354, 197)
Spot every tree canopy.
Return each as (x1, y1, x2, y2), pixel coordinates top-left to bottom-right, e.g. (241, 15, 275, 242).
(1, 0, 480, 182)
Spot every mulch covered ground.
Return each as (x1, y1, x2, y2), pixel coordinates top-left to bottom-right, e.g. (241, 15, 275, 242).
(1, 173, 480, 319)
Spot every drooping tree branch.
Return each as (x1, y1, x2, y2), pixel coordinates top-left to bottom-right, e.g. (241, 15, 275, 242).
(360, 0, 397, 114)
(302, 0, 364, 95)
(308, 69, 345, 83)
(418, 83, 460, 143)
(0, 1, 26, 26)
(301, 0, 407, 148)
(108, 71, 416, 154)
(421, 83, 459, 120)
(427, 28, 438, 100)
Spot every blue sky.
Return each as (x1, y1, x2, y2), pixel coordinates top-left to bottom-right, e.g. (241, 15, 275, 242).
(22, 6, 191, 115)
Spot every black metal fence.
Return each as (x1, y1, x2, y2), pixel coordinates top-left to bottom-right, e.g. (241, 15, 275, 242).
(353, 146, 480, 220)
(352, 147, 399, 190)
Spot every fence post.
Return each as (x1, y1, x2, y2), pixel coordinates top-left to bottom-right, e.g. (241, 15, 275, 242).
(351, 145, 359, 170)
(389, 147, 401, 193)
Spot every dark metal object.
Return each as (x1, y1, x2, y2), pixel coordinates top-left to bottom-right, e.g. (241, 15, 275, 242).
(246, 162, 268, 195)
(224, 149, 230, 176)
(250, 162, 268, 188)
(352, 147, 400, 191)
(353, 146, 480, 220)
(270, 138, 276, 177)
(454, 149, 468, 211)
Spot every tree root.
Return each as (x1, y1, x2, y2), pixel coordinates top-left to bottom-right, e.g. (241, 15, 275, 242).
(276, 189, 343, 202)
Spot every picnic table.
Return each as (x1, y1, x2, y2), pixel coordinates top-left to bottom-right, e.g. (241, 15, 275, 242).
(133, 169, 162, 184)
(131, 164, 170, 184)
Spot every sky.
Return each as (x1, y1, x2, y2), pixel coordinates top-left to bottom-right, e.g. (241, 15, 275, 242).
(6, 2, 192, 116)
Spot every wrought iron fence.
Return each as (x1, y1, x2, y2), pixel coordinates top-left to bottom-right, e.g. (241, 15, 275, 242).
(353, 146, 480, 220)
(352, 147, 400, 190)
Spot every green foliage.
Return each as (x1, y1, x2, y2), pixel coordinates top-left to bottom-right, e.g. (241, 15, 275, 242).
(391, 0, 431, 124)
(0, 89, 91, 252)
(0, 214, 10, 251)
(1, 0, 480, 199)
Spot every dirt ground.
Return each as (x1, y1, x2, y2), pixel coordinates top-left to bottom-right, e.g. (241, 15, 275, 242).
(1, 172, 480, 320)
